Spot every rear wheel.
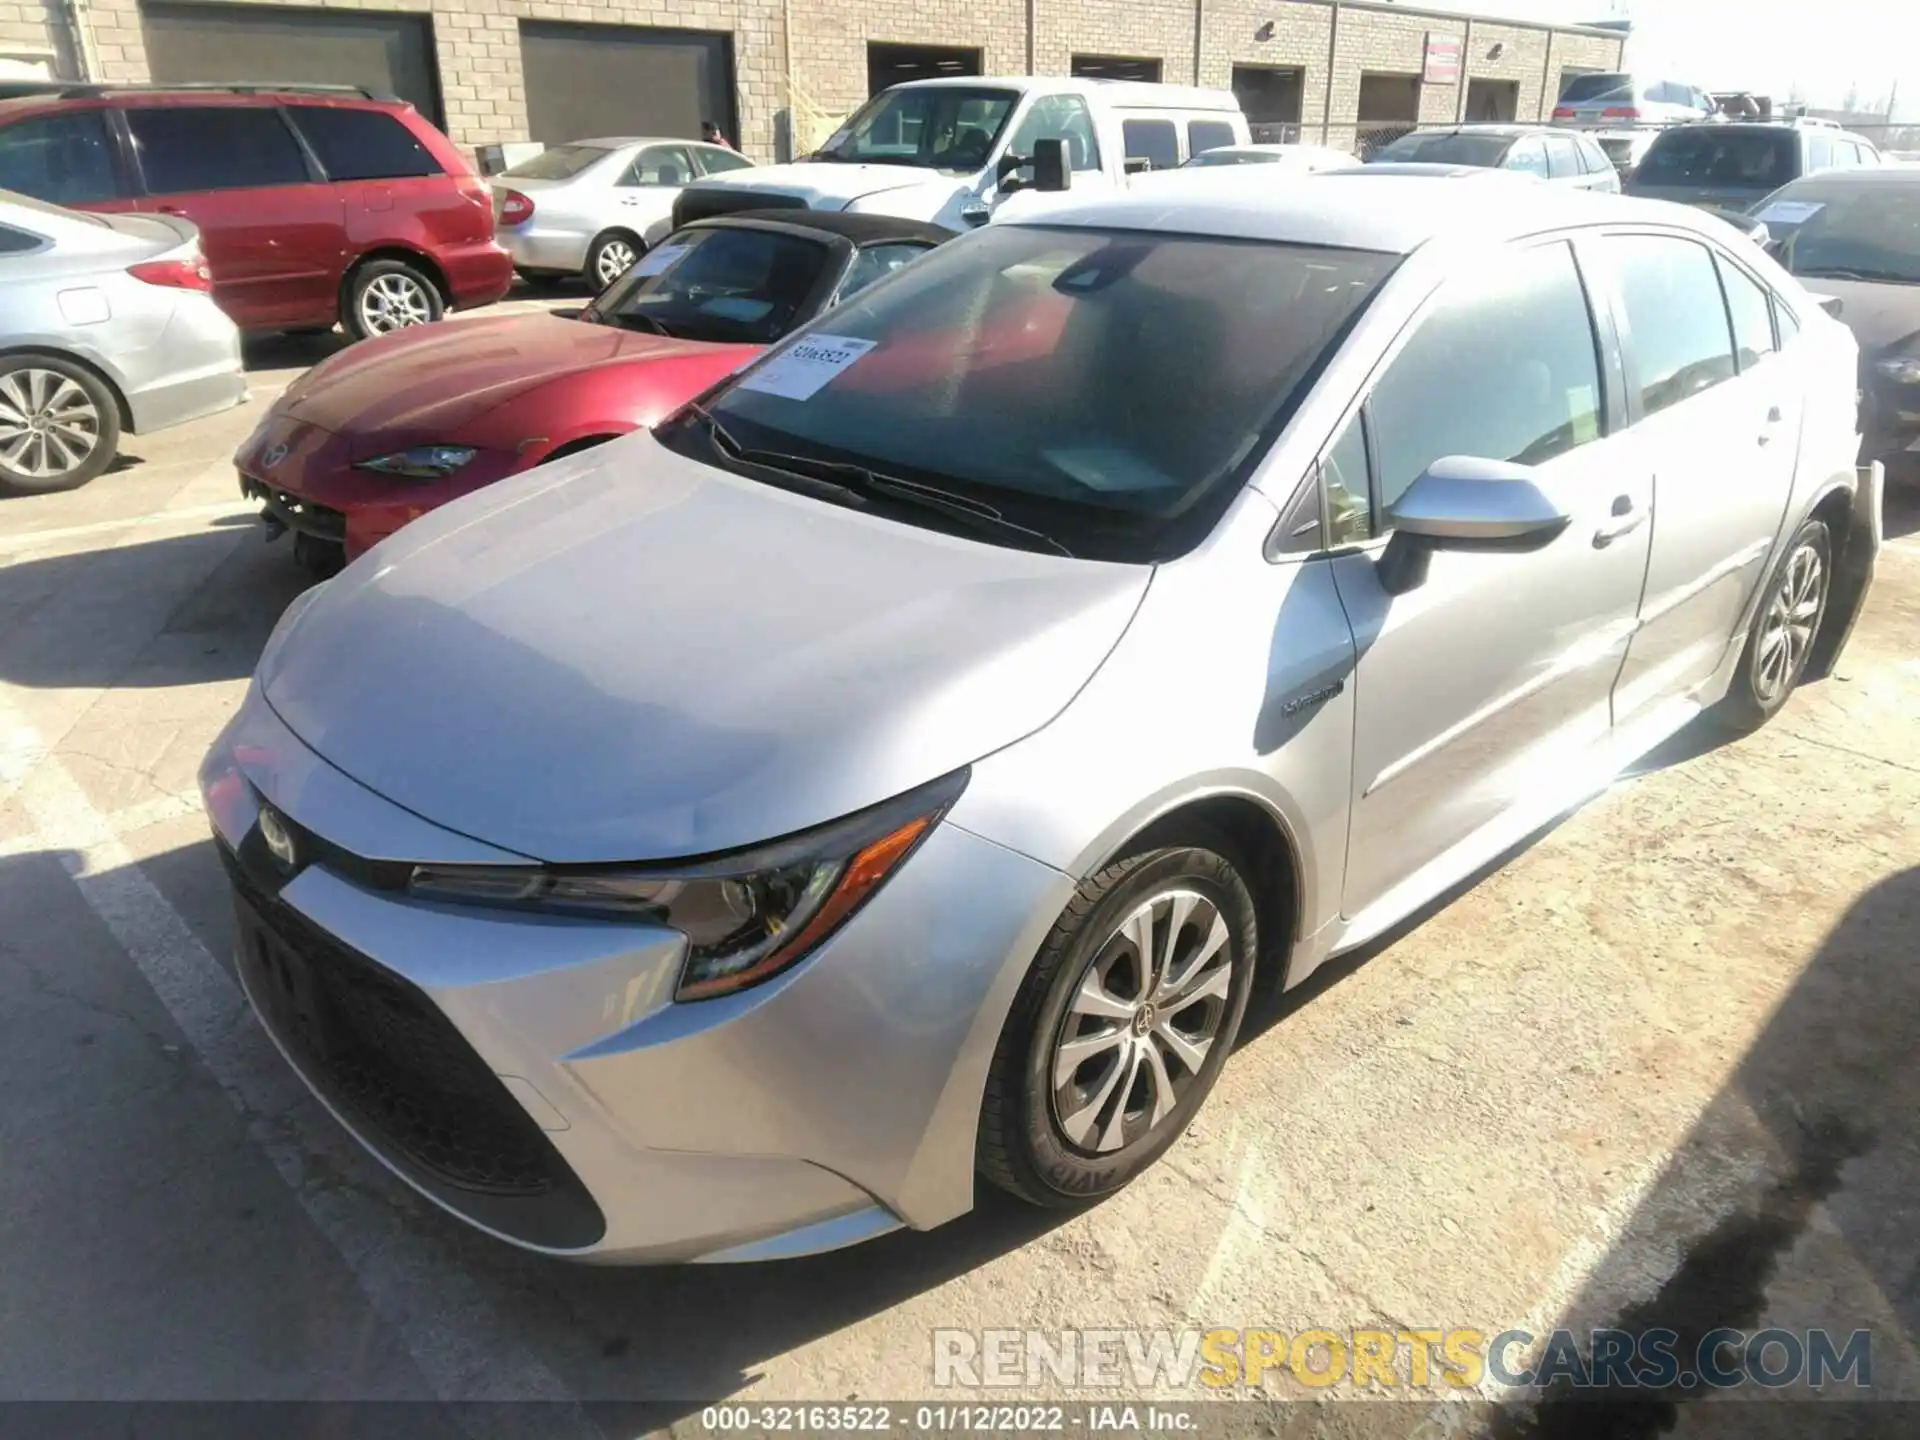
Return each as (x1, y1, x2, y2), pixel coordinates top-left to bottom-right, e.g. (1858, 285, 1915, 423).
(0, 356, 119, 494)
(978, 841, 1257, 1207)
(1716, 517, 1832, 731)
(343, 258, 444, 340)
(585, 231, 641, 289)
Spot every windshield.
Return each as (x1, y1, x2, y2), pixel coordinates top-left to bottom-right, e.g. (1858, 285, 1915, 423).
(1371, 132, 1513, 167)
(1559, 73, 1633, 104)
(1184, 149, 1278, 167)
(1635, 129, 1793, 189)
(502, 144, 611, 180)
(587, 226, 835, 343)
(812, 86, 1019, 171)
(662, 225, 1398, 562)
(1762, 182, 1920, 284)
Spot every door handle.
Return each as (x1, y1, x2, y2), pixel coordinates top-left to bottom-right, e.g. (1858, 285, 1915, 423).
(1593, 495, 1647, 547)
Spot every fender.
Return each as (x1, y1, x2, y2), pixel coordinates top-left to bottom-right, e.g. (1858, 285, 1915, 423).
(1806, 461, 1884, 682)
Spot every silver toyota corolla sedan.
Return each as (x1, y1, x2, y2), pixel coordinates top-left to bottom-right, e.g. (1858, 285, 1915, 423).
(491, 137, 757, 288)
(0, 189, 245, 492)
(203, 174, 1880, 1263)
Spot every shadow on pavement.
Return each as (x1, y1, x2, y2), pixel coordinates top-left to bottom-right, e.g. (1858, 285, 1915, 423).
(1884, 477, 1919, 543)
(1489, 865, 1920, 1437)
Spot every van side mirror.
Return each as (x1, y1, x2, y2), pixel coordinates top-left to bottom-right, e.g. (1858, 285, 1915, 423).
(1032, 138, 1071, 192)
(1376, 456, 1570, 594)
(995, 151, 1026, 185)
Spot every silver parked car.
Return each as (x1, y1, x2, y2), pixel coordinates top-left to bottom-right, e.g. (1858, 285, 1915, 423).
(204, 175, 1877, 1262)
(0, 190, 245, 492)
(491, 137, 757, 288)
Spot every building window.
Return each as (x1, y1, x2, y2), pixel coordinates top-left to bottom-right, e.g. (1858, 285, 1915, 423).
(1070, 55, 1163, 83)
(867, 42, 982, 95)
(1358, 73, 1421, 158)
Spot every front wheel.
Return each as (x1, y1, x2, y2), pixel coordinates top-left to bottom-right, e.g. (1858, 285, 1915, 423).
(343, 259, 444, 340)
(585, 231, 641, 289)
(0, 356, 120, 494)
(1716, 517, 1832, 731)
(978, 842, 1258, 1208)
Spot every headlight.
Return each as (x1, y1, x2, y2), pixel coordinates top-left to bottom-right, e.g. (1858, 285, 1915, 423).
(356, 445, 478, 479)
(407, 769, 968, 1001)
(1874, 356, 1920, 386)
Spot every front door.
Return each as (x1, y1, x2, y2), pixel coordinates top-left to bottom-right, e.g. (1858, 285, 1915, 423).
(122, 104, 346, 330)
(1330, 239, 1654, 919)
(1598, 232, 1803, 726)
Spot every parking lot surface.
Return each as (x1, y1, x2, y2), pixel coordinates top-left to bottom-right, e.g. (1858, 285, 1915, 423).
(2, 300, 1917, 1432)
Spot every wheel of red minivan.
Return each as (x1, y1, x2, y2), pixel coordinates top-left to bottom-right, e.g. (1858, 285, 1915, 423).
(343, 259, 444, 340)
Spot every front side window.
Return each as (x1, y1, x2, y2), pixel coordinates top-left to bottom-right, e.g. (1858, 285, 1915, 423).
(1008, 94, 1102, 173)
(1122, 119, 1180, 171)
(502, 143, 609, 180)
(623, 146, 697, 187)
(1322, 414, 1372, 546)
(586, 225, 832, 343)
(0, 111, 121, 205)
(1605, 234, 1737, 418)
(1717, 255, 1778, 371)
(1190, 120, 1237, 156)
(287, 107, 440, 181)
(695, 145, 754, 175)
(126, 106, 310, 193)
(813, 86, 1019, 172)
(1369, 241, 1604, 513)
(836, 242, 933, 301)
(666, 225, 1398, 562)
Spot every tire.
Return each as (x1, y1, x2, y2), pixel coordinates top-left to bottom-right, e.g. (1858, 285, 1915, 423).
(1716, 517, 1832, 732)
(0, 355, 120, 494)
(978, 841, 1258, 1208)
(584, 231, 642, 290)
(342, 258, 444, 341)
(294, 532, 345, 580)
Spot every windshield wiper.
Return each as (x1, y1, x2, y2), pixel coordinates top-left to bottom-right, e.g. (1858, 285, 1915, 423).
(694, 409, 1075, 557)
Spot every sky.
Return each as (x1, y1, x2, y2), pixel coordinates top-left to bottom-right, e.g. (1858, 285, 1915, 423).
(1466, 0, 1920, 116)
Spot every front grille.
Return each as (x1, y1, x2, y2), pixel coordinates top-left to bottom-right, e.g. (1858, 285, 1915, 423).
(241, 476, 346, 541)
(222, 842, 605, 1248)
(672, 186, 809, 229)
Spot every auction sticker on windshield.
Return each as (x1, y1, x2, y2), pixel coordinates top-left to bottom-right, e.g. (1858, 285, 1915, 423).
(1755, 200, 1824, 225)
(633, 243, 692, 278)
(737, 335, 878, 400)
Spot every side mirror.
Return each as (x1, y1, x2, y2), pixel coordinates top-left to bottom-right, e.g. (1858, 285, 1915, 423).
(995, 152, 1026, 184)
(1376, 456, 1569, 594)
(1032, 138, 1071, 192)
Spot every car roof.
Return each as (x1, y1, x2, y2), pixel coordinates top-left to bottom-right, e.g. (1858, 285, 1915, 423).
(871, 75, 1239, 109)
(1776, 166, 1920, 189)
(1001, 172, 1700, 254)
(0, 85, 411, 121)
(569, 136, 700, 149)
(1331, 162, 1536, 180)
(686, 209, 955, 246)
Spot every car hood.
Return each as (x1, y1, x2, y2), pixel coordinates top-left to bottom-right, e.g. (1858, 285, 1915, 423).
(278, 312, 725, 442)
(686, 162, 950, 209)
(1800, 277, 1920, 355)
(259, 434, 1151, 863)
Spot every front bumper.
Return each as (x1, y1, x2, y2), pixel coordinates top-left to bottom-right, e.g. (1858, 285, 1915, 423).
(200, 686, 1073, 1262)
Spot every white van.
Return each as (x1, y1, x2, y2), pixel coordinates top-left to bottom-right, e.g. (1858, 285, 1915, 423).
(672, 76, 1249, 232)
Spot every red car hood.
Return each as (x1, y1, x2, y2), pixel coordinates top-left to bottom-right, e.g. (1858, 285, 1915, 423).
(279, 311, 740, 440)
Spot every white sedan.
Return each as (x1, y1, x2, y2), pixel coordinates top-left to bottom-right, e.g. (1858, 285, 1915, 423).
(490, 137, 756, 288)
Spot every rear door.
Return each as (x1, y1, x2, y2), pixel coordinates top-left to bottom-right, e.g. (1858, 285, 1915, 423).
(1596, 231, 1800, 726)
(121, 103, 345, 329)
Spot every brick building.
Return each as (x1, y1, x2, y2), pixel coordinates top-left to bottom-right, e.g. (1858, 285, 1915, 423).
(5, 0, 1622, 160)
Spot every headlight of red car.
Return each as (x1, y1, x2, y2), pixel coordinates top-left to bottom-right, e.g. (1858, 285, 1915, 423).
(356, 445, 478, 479)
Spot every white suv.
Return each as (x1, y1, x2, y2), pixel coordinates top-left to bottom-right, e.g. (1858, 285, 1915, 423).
(1553, 73, 1716, 129)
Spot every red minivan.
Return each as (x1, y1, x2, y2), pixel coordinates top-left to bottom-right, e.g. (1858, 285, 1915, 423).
(0, 84, 514, 338)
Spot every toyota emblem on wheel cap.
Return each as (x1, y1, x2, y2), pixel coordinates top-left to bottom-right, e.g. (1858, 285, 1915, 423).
(262, 443, 290, 469)
(257, 805, 299, 872)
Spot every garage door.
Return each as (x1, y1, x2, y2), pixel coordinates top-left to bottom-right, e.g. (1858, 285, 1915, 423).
(140, 4, 441, 126)
(519, 22, 734, 147)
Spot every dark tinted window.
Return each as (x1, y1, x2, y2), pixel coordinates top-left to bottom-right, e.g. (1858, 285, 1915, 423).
(1372, 130, 1511, 167)
(0, 111, 120, 205)
(678, 226, 1397, 563)
(1635, 128, 1795, 188)
(1122, 119, 1180, 171)
(0, 223, 42, 253)
(502, 143, 609, 180)
(1717, 255, 1777, 371)
(1606, 234, 1736, 417)
(288, 106, 440, 181)
(1763, 179, 1920, 285)
(127, 106, 309, 193)
(1543, 135, 1581, 178)
(1559, 73, 1631, 104)
(1369, 241, 1605, 513)
(1189, 120, 1237, 156)
(589, 225, 832, 344)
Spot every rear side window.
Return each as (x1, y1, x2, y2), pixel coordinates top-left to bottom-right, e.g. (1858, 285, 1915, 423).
(1543, 135, 1581, 179)
(0, 111, 121, 205)
(1605, 234, 1736, 417)
(126, 106, 310, 193)
(288, 106, 440, 181)
(502, 143, 608, 180)
(696, 146, 754, 175)
(1189, 120, 1236, 156)
(0, 223, 43, 253)
(1369, 240, 1604, 515)
(622, 146, 696, 186)
(1717, 255, 1777, 371)
(1122, 118, 1179, 171)
(1505, 136, 1550, 178)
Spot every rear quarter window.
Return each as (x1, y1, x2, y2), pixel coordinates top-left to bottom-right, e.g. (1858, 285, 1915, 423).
(288, 106, 441, 181)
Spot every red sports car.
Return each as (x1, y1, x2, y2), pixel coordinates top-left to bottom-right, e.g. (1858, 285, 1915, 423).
(235, 211, 952, 571)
